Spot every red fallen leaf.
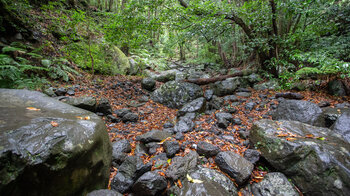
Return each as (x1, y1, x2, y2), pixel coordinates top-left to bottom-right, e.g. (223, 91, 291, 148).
(286, 137, 297, 141)
(26, 107, 41, 111)
(305, 134, 314, 138)
(50, 121, 59, 127)
(158, 171, 166, 177)
(177, 179, 183, 189)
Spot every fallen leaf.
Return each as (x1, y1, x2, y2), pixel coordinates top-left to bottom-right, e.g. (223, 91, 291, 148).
(26, 107, 41, 111)
(305, 134, 314, 138)
(317, 137, 326, 141)
(186, 174, 203, 183)
(76, 116, 83, 120)
(286, 137, 297, 141)
(50, 121, 59, 127)
(157, 137, 172, 144)
(84, 116, 90, 120)
(177, 179, 183, 189)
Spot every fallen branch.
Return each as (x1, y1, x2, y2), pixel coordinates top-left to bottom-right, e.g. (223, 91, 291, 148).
(184, 71, 243, 85)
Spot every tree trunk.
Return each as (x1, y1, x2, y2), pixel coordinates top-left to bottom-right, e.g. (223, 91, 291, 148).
(179, 42, 186, 61)
(108, 0, 113, 11)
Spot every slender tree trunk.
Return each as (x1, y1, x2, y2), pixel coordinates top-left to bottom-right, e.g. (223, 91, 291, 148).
(108, 0, 113, 11)
(179, 42, 186, 61)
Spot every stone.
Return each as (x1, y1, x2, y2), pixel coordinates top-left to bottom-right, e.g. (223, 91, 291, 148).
(272, 99, 322, 125)
(316, 107, 349, 128)
(60, 96, 97, 112)
(132, 171, 167, 196)
(42, 87, 56, 97)
(243, 149, 261, 164)
(166, 150, 199, 181)
(67, 88, 75, 96)
(328, 80, 347, 96)
(223, 95, 238, 102)
(175, 132, 184, 140)
(247, 73, 262, 84)
(111, 46, 131, 75)
(151, 81, 203, 109)
(250, 119, 350, 195)
(331, 111, 350, 143)
(215, 151, 254, 185)
(204, 90, 214, 101)
(96, 98, 112, 115)
(169, 166, 238, 196)
(136, 130, 172, 144)
(122, 113, 138, 123)
(197, 141, 220, 158)
(163, 122, 174, 129)
(178, 97, 206, 117)
(55, 87, 67, 96)
(253, 80, 279, 90)
(211, 77, 242, 97)
(141, 78, 156, 91)
(251, 172, 299, 196)
(114, 108, 132, 118)
(245, 102, 256, 111)
(174, 118, 195, 133)
(145, 69, 178, 82)
(0, 89, 111, 196)
(318, 101, 330, 108)
(112, 140, 131, 165)
(87, 189, 122, 196)
(207, 96, 224, 110)
(163, 141, 180, 158)
(235, 92, 251, 97)
(215, 113, 233, 129)
(128, 58, 138, 75)
(275, 92, 304, 100)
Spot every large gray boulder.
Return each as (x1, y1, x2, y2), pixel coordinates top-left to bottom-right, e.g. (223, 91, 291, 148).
(272, 99, 322, 125)
(166, 150, 199, 181)
(252, 172, 298, 196)
(250, 119, 350, 195)
(60, 96, 97, 112)
(210, 77, 243, 97)
(178, 97, 206, 117)
(328, 80, 347, 96)
(331, 111, 350, 143)
(0, 89, 112, 196)
(169, 166, 238, 196)
(151, 81, 203, 109)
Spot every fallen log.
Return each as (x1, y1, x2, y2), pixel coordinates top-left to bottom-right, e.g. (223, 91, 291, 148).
(184, 71, 243, 85)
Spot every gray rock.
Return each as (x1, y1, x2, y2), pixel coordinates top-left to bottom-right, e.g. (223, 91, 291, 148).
(141, 78, 156, 91)
(316, 107, 349, 128)
(114, 108, 132, 118)
(204, 90, 214, 101)
(174, 118, 195, 133)
(87, 189, 122, 196)
(111, 156, 137, 193)
(273, 99, 322, 125)
(215, 151, 254, 185)
(122, 112, 138, 123)
(331, 111, 350, 143)
(252, 172, 298, 196)
(175, 132, 184, 140)
(236, 92, 251, 97)
(136, 130, 172, 143)
(253, 80, 279, 90)
(169, 166, 238, 196)
(178, 97, 206, 117)
(42, 87, 56, 97)
(67, 87, 75, 96)
(132, 171, 167, 196)
(211, 77, 242, 96)
(112, 140, 131, 165)
(243, 149, 261, 164)
(247, 73, 262, 84)
(0, 89, 112, 196)
(197, 141, 220, 158)
(55, 87, 67, 96)
(166, 150, 199, 181)
(215, 113, 233, 129)
(328, 80, 347, 96)
(245, 102, 256, 111)
(250, 119, 350, 195)
(96, 98, 112, 115)
(163, 141, 180, 158)
(223, 95, 239, 102)
(163, 122, 174, 128)
(275, 92, 304, 100)
(60, 96, 97, 112)
(151, 81, 203, 109)
(207, 96, 224, 110)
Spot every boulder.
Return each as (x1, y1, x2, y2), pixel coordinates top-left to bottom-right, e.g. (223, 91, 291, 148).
(166, 150, 199, 181)
(136, 130, 172, 144)
(112, 140, 131, 165)
(316, 107, 350, 128)
(328, 80, 347, 96)
(145, 69, 178, 82)
(174, 117, 195, 133)
(169, 166, 238, 196)
(96, 98, 112, 115)
(243, 149, 261, 164)
(87, 189, 123, 196)
(253, 80, 279, 90)
(331, 111, 350, 143)
(0, 89, 112, 196)
(272, 99, 322, 125)
(178, 97, 206, 117)
(207, 96, 224, 111)
(60, 96, 97, 112)
(132, 171, 167, 196)
(250, 119, 350, 195)
(196, 141, 220, 158)
(215, 151, 254, 185)
(204, 90, 214, 101)
(215, 113, 233, 129)
(251, 172, 299, 196)
(151, 81, 203, 109)
(122, 112, 138, 123)
(163, 141, 180, 158)
(141, 78, 156, 91)
(211, 77, 241, 97)
(114, 108, 132, 118)
(111, 46, 130, 75)
(55, 87, 67, 96)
